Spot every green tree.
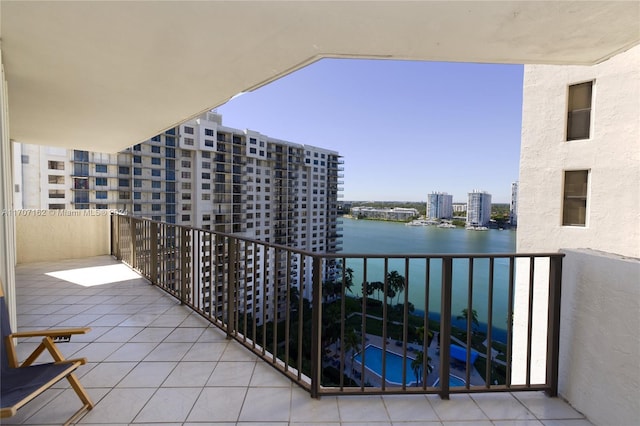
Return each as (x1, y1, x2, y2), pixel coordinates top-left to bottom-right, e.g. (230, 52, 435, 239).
(457, 308, 480, 334)
(387, 270, 406, 305)
(410, 350, 433, 386)
(344, 267, 354, 293)
(343, 328, 361, 379)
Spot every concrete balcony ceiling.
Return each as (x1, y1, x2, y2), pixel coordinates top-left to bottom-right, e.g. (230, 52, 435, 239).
(2, 1, 639, 153)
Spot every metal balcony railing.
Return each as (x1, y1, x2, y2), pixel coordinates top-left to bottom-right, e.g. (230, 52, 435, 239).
(111, 214, 563, 400)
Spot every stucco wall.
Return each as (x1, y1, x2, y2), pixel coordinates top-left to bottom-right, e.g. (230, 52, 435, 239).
(16, 210, 111, 264)
(518, 45, 639, 258)
(516, 45, 640, 426)
(559, 249, 640, 426)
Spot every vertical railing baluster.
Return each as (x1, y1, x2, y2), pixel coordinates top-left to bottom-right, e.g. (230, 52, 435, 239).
(466, 258, 474, 388)
(546, 255, 562, 397)
(284, 249, 291, 372)
(360, 258, 368, 392)
(273, 248, 281, 363)
(402, 257, 409, 390)
(297, 253, 304, 381)
(506, 256, 515, 388)
(227, 236, 237, 339)
(150, 221, 158, 285)
(485, 257, 495, 388)
(439, 257, 452, 400)
(310, 255, 322, 398)
(526, 256, 535, 387)
(423, 258, 430, 390)
(180, 226, 188, 305)
(339, 256, 347, 390)
(381, 258, 388, 390)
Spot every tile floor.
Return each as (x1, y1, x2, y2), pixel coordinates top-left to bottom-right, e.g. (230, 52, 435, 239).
(5, 256, 593, 425)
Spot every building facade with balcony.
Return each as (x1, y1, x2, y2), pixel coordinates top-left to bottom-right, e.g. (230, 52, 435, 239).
(426, 192, 453, 219)
(13, 112, 343, 323)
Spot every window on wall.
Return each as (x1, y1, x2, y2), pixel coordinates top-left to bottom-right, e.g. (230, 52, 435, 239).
(562, 170, 589, 226)
(567, 81, 593, 141)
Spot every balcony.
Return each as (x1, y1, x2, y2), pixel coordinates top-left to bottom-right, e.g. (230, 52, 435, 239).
(7, 257, 590, 424)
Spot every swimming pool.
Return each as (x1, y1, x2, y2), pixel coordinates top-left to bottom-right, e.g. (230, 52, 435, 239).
(432, 374, 466, 387)
(352, 345, 418, 385)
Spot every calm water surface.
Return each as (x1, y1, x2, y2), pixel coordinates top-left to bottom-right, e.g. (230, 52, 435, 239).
(339, 217, 516, 341)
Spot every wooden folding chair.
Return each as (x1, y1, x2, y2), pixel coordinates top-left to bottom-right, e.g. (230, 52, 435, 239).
(0, 284, 94, 425)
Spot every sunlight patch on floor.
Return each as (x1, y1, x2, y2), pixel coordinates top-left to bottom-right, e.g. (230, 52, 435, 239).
(45, 264, 142, 287)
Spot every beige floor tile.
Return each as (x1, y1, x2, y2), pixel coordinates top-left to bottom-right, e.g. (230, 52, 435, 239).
(181, 341, 229, 361)
(429, 394, 489, 421)
(69, 341, 124, 362)
(238, 387, 292, 422)
(79, 387, 156, 424)
(95, 325, 144, 342)
(207, 361, 256, 387)
(471, 392, 537, 420)
(337, 395, 391, 422)
(128, 326, 174, 342)
(143, 342, 193, 361)
(149, 314, 191, 327)
(186, 387, 247, 422)
(104, 342, 158, 361)
(80, 361, 137, 388)
(290, 388, 341, 423)
(164, 327, 205, 342)
(117, 361, 177, 388)
(515, 392, 586, 420)
(541, 420, 595, 426)
(250, 361, 295, 387)
(161, 361, 216, 387)
(134, 387, 202, 423)
(383, 394, 440, 422)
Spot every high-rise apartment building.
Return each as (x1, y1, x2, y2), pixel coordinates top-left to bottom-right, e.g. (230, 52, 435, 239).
(426, 192, 453, 219)
(510, 181, 518, 226)
(466, 190, 492, 227)
(14, 111, 343, 321)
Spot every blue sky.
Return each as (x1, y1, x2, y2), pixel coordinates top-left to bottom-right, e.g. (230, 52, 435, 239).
(218, 59, 523, 203)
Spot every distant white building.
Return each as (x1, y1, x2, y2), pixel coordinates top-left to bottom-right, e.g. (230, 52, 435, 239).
(426, 192, 453, 219)
(452, 202, 467, 213)
(466, 190, 492, 227)
(351, 206, 418, 221)
(510, 181, 518, 226)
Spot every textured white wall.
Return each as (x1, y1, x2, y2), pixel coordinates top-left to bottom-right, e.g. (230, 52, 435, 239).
(516, 46, 640, 425)
(560, 249, 640, 426)
(518, 45, 639, 258)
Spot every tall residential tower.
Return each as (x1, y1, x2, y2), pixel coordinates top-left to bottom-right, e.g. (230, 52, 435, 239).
(466, 190, 492, 227)
(426, 192, 453, 219)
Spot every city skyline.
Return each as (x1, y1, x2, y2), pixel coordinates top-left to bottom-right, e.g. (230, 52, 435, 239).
(218, 59, 523, 203)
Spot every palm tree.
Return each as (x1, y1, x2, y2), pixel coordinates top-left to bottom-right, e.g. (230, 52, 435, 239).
(343, 329, 361, 381)
(410, 350, 433, 386)
(387, 270, 406, 305)
(344, 267, 354, 294)
(457, 308, 480, 334)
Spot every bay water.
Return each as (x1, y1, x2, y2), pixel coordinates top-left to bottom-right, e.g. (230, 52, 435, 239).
(339, 217, 516, 342)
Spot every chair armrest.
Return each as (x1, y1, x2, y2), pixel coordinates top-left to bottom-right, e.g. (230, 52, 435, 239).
(9, 327, 91, 339)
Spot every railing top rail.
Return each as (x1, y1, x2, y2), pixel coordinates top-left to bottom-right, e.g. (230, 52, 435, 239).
(111, 213, 564, 259)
